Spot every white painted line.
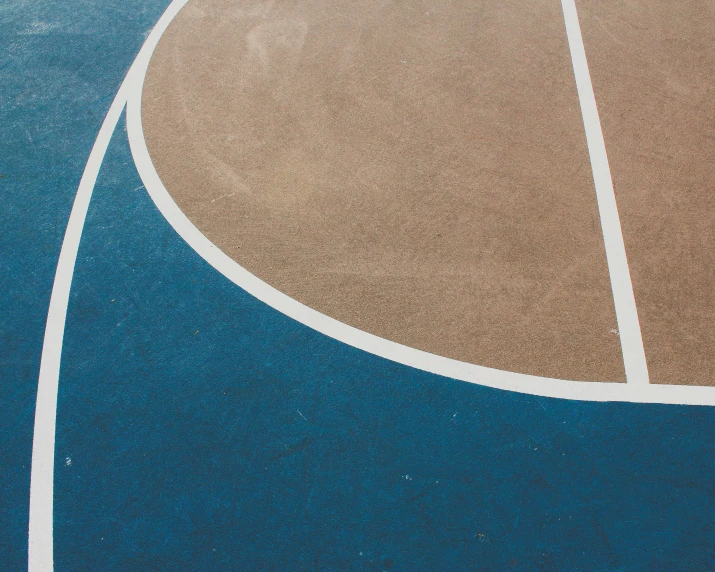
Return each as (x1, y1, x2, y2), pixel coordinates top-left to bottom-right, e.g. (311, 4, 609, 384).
(28, 1, 715, 568)
(124, 0, 715, 406)
(560, 0, 650, 386)
(27, 1, 189, 570)
(28, 89, 127, 572)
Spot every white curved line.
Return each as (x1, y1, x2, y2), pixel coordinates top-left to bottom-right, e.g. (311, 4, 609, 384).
(28, 1, 190, 570)
(28, 88, 126, 572)
(124, 0, 715, 407)
(28, 0, 715, 568)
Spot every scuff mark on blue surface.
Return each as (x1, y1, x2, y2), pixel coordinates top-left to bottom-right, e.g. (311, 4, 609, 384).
(53, 115, 715, 571)
(0, 0, 171, 567)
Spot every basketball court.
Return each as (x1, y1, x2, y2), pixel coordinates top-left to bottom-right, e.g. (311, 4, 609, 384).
(2, 0, 714, 569)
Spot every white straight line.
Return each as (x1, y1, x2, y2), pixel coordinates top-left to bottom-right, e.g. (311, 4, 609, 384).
(27, 1, 189, 570)
(129, 85, 715, 404)
(125, 5, 715, 406)
(27, 3, 713, 569)
(560, 0, 650, 385)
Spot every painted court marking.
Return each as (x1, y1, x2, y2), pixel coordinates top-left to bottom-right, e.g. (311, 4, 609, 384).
(561, 0, 649, 386)
(27, 88, 128, 572)
(28, 0, 715, 569)
(28, 2, 190, 569)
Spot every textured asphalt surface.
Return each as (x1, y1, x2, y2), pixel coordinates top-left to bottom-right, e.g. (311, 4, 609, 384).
(2, 1, 715, 570)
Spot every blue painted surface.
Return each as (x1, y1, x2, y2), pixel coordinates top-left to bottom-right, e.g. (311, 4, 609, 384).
(3, 1, 715, 569)
(52, 116, 715, 571)
(0, 0, 170, 567)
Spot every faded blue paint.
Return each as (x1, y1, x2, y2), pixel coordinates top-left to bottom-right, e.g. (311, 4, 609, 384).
(0, 0, 170, 568)
(3, 1, 715, 570)
(53, 116, 715, 571)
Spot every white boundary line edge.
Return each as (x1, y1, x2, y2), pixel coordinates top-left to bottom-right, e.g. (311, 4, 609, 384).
(561, 0, 650, 386)
(27, 0, 715, 569)
(27, 1, 190, 570)
(27, 91, 126, 572)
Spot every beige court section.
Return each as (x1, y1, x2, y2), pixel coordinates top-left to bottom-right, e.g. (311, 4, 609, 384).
(143, 0, 625, 382)
(577, 1, 715, 386)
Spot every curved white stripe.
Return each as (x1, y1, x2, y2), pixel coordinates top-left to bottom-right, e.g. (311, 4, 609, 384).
(28, 1, 190, 570)
(124, 0, 715, 406)
(28, 1, 715, 569)
(561, 0, 650, 386)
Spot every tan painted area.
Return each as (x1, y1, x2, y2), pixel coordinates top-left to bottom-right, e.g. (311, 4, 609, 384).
(143, 0, 626, 382)
(577, 1, 715, 385)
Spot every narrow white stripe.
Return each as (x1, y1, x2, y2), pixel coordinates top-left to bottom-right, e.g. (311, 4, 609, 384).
(560, 0, 650, 385)
(27, 1, 189, 570)
(27, 4, 714, 569)
(125, 9, 715, 406)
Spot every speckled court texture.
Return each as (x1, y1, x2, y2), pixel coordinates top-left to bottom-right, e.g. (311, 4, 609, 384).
(2, 0, 714, 570)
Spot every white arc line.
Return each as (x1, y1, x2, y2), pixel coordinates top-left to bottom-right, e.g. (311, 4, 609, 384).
(28, 0, 715, 569)
(27, 1, 190, 570)
(28, 90, 127, 572)
(560, 0, 650, 386)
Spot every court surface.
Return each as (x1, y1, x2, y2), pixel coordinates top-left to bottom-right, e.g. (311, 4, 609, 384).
(2, 0, 714, 570)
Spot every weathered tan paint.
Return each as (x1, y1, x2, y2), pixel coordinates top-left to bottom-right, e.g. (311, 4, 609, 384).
(143, 0, 626, 382)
